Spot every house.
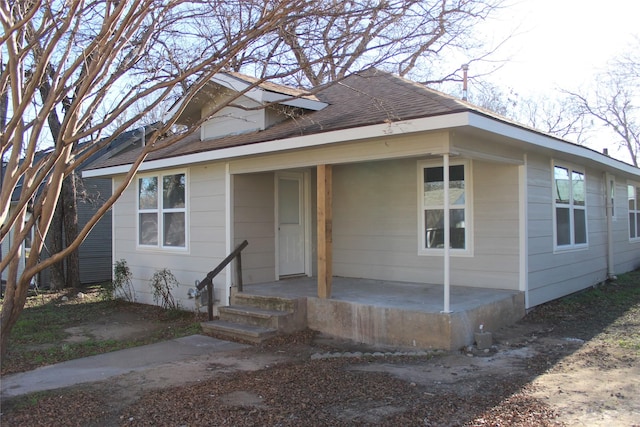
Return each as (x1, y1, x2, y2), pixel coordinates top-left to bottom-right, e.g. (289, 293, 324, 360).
(1, 125, 156, 289)
(83, 69, 640, 349)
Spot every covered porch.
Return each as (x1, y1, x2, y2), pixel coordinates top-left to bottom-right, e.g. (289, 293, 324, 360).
(238, 277, 525, 350)
(226, 136, 527, 349)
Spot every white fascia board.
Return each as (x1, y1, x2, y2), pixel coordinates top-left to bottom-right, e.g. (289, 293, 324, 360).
(261, 91, 328, 111)
(213, 74, 327, 111)
(82, 110, 640, 178)
(82, 112, 470, 177)
(466, 113, 640, 177)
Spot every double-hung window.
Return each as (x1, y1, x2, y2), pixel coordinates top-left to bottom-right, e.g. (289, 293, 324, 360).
(419, 160, 471, 255)
(553, 163, 587, 249)
(629, 183, 640, 241)
(138, 172, 187, 249)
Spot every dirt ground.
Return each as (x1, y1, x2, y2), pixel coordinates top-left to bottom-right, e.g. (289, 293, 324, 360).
(2, 291, 639, 426)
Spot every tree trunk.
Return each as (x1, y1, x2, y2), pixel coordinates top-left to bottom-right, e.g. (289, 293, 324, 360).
(49, 196, 66, 290)
(0, 254, 29, 358)
(63, 173, 81, 289)
(47, 174, 81, 289)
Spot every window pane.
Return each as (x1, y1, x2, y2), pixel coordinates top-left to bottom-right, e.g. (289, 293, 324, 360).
(424, 167, 444, 206)
(450, 165, 465, 206)
(139, 177, 158, 209)
(139, 213, 158, 245)
(574, 209, 586, 244)
(637, 214, 640, 239)
(554, 166, 570, 204)
(424, 165, 465, 206)
(279, 179, 300, 224)
(163, 212, 185, 247)
(451, 209, 466, 249)
(630, 213, 636, 238)
(572, 171, 585, 206)
(425, 209, 465, 249)
(450, 164, 464, 181)
(556, 207, 570, 246)
(629, 185, 636, 210)
(25, 229, 32, 250)
(425, 210, 444, 248)
(163, 174, 185, 209)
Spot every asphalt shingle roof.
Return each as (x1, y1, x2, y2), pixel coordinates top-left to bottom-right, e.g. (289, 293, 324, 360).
(88, 69, 473, 170)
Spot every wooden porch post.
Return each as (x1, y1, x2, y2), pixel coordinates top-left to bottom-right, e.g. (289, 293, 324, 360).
(317, 164, 333, 298)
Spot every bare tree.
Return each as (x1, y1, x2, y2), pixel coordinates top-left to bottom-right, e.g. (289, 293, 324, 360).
(0, 0, 325, 357)
(564, 68, 639, 167)
(0, 0, 507, 357)
(209, 0, 505, 87)
(468, 80, 588, 143)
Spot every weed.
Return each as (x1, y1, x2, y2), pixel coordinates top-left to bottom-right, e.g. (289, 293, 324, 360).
(149, 268, 180, 310)
(100, 259, 135, 302)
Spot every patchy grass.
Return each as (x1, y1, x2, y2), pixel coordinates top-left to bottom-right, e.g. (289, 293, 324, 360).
(525, 269, 640, 350)
(1, 286, 204, 375)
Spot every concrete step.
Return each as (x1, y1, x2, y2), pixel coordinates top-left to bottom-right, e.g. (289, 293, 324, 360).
(219, 305, 291, 328)
(231, 293, 299, 312)
(200, 320, 277, 344)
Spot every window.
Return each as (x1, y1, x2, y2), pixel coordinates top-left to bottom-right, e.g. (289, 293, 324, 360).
(554, 163, 587, 248)
(629, 184, 640, 240)
(24, 214, 33, 259)
(137, 172, 186, 248)
(419, 160, 471, 254)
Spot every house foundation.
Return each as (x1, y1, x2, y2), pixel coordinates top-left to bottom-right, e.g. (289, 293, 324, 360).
(306, 292, 524, 350)
(241, 277, 526, 350)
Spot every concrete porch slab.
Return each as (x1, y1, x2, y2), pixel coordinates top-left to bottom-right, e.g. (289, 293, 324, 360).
(241, 277, 525, 350)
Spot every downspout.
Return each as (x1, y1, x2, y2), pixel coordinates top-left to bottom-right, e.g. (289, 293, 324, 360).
(443, 153, 451, 313)
(605, 172, 615, 279)
(225, 162, 233, 305)
(519, 155, 529, 308)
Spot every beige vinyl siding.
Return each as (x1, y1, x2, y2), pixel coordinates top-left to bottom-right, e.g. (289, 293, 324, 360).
(331, 158, 520, 290)
(233, 172, 276, 284)
(202, 104, 265, 140)
(0, 217, 26, 283)
(112, 163, 228, 307)
(0, 226, 9, 282)
(613, 179, 640, 273)
(227, 131, 450, 175)
(526, 155, 608, 307)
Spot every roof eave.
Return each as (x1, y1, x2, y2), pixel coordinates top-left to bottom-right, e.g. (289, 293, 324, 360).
(83, 111, 640, 179)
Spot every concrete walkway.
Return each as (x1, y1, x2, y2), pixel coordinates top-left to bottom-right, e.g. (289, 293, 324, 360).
(0, 335, 248, 399)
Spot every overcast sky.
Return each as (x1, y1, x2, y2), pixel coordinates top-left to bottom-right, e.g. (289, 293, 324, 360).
(460, 0, 638, 161)
(482, 0, 639, 94)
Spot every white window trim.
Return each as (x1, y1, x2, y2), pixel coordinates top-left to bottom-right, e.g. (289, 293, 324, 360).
(136, 169, 189, 252)
(552, 161, 588, 252)
(628, 181, 640, 242)
(417, 159, 473, 257)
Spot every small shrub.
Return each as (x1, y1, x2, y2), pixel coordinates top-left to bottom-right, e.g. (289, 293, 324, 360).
(101, 259, 135, 302)
(149, 268, 180, 310)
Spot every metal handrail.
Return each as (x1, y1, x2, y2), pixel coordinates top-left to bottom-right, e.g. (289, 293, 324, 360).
(197, 240, 248, 320)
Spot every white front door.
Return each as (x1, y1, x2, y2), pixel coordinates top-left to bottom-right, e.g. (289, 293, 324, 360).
(277, 173, 305, 277)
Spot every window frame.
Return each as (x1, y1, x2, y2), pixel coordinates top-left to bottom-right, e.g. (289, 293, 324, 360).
(628, 182, 640, 242)
(552, 161, 588, 251)
(136, 170, 188, 251)
(417, 159, 473, 256)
